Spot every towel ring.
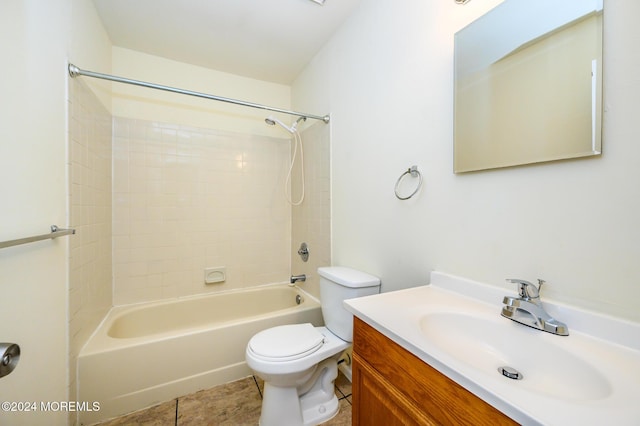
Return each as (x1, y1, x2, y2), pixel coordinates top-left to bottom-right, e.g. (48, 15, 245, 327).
(394, 165, 423, 200)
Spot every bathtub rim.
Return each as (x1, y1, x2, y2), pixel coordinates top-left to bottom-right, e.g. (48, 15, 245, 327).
(80, 282, 320, 356)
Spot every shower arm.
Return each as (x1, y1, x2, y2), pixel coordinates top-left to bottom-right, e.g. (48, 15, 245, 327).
(68, 63, 330, 124)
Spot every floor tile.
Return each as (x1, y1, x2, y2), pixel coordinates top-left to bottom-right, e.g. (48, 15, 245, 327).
(96, 400, 177, 426)
(334, 371, 352, 400)
(323, 398, 352, 426)
(95, 370, 352, 426)
(253, 375, 264, 398)
(177, 377, 262, 426)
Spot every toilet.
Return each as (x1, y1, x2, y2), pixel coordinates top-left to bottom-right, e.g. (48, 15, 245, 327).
(246, 266, 380, 426)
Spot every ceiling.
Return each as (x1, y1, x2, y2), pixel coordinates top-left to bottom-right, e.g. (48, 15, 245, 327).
(92, 0, 362, 85)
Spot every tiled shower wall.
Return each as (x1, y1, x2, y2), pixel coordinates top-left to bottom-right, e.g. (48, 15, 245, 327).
(112, 117, 292, 305)
(68, 77, 113, 402)
(291, 122, 331, 298)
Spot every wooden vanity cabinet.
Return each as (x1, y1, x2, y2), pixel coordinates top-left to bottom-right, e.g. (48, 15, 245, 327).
(351, 317, 517, 426)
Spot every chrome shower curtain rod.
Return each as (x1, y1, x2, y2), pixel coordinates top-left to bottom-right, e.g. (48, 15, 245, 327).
(68, 64, 330, 123)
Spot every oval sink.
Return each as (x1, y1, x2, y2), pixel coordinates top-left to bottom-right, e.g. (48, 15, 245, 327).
(419, 312, 613, 402)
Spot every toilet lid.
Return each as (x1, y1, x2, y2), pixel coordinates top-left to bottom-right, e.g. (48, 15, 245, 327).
(249, 323, 325, 361)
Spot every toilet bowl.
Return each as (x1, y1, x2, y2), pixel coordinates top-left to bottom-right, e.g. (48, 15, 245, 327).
(247, 325, 349, 426)
(246, 266, 380, 426)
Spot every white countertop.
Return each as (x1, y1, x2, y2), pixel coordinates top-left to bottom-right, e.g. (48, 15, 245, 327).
(344, 271, 640, 426)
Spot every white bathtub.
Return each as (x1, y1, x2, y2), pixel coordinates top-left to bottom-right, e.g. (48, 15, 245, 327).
(78, 284, 323, 425)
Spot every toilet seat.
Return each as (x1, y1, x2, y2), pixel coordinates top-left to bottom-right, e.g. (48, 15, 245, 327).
(248, 323, 325, 362)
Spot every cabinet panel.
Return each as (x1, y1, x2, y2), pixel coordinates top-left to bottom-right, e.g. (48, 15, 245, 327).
(353, 352, 436, 426)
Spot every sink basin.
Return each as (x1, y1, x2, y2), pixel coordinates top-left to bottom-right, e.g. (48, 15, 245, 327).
(419, 312, 612, 401)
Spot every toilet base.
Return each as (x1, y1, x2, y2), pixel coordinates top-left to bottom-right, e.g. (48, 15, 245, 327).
(259, 357, 340, 426)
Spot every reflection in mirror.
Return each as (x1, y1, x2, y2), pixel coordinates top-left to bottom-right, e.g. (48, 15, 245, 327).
(454, 0, 603, 173)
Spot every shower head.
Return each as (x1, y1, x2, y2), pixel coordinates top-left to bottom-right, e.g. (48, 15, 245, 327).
(265, 116, 306, 134)
(265, 116, 294, 134)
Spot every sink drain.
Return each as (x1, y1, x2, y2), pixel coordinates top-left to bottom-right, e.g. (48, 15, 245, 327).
(498, 366, 523, 380)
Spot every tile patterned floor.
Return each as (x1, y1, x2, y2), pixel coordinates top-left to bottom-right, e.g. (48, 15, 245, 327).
(96, 372, 352, 426)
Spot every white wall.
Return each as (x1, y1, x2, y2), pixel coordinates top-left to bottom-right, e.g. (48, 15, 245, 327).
(293, 0, 640, 322)
(0, 3, 69, 425)
(111, 47, 292, 137)
(0, 1, 111, 425)
(70, 0, 112, 110)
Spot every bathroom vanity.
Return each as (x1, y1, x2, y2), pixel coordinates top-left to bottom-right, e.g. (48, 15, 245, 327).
(344, 272, 640, 425)
(352, 316, 515, 425)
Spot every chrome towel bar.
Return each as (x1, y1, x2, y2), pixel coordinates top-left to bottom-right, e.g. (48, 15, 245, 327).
(0, 225, 76, 250)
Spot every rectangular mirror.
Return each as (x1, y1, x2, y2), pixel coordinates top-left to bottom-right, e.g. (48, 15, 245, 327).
(454, 0, 603, 173)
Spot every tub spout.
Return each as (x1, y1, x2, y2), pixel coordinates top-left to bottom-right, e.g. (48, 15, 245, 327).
(290, 274, 306, 284)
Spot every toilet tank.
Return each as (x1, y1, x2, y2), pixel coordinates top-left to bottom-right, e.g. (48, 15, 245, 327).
(317, 266, 380, 342)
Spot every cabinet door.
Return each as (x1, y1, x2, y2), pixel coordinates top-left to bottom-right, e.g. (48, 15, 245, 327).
(352, 352, 436, 426)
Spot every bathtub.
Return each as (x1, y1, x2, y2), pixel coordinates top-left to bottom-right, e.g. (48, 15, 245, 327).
(78, 284, 323, 425)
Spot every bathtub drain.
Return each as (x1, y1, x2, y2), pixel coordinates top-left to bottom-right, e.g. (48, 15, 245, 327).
(296, 294, 303, 305)
(498, 366, 523, 380)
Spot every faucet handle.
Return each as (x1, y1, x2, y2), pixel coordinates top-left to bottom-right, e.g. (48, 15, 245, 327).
(506, 278, 541, 299)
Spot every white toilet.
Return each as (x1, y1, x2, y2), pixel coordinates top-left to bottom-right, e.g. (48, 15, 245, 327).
(246, 266, 380, 426)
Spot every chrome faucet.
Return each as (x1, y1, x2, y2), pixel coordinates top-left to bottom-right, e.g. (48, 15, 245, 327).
(501, 278, 569, 336)
(290, 274, 306, 284)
